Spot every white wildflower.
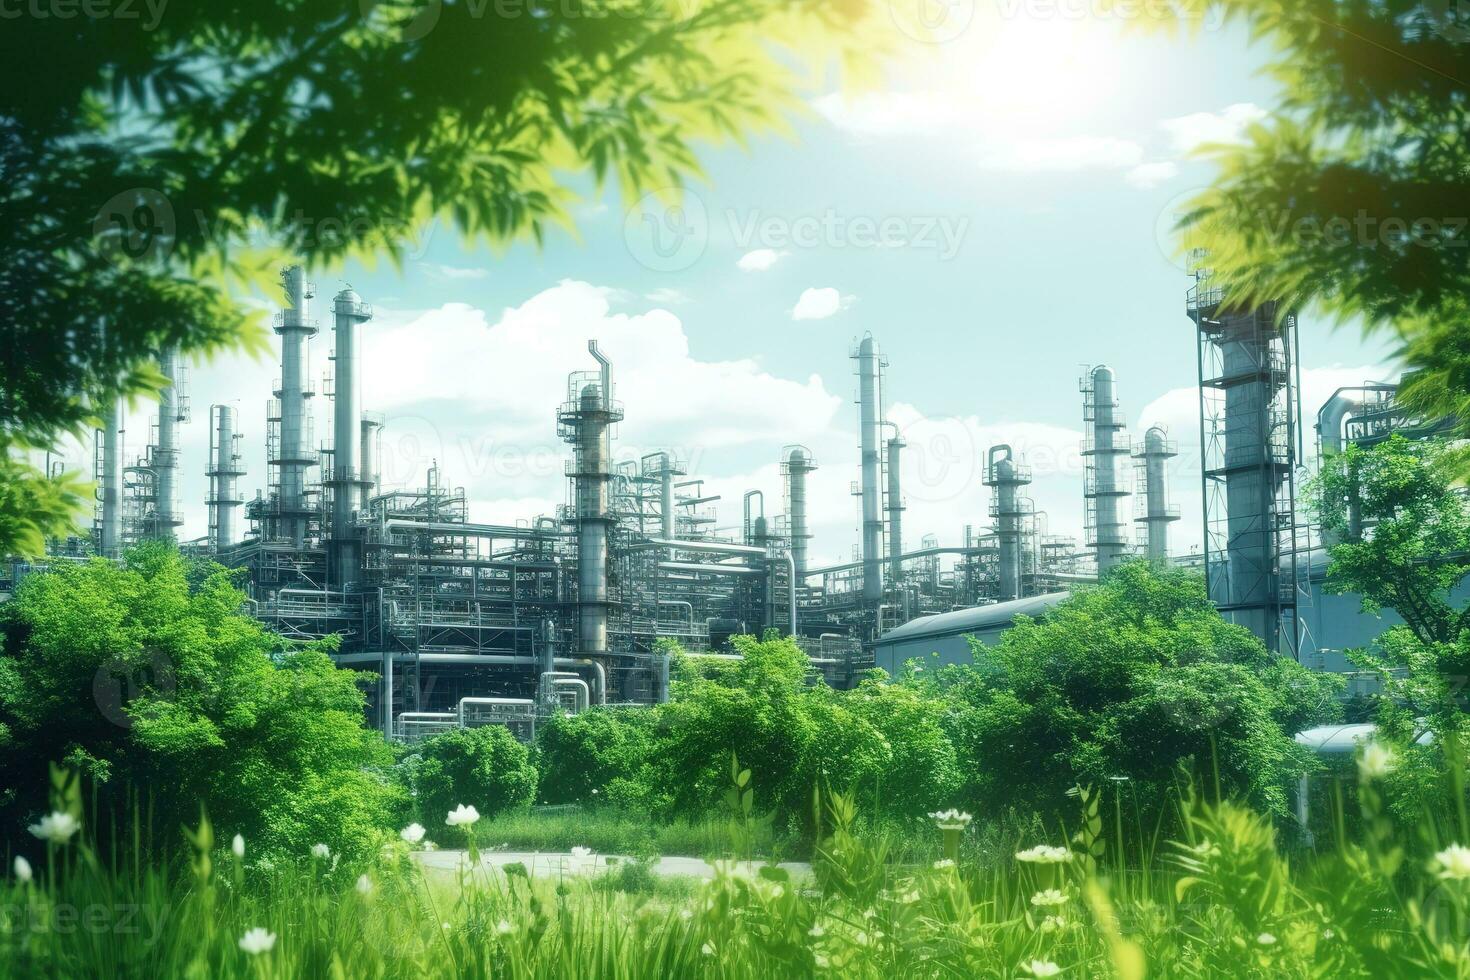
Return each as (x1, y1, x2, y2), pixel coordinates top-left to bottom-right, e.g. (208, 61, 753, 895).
(238, 927, 277, 955)
(400, 823, 426, 844)
(1257, 932, 1276, 946)
(1435, 844, 1470, 880)
(311, 843, 331, 860)
(232, 834, 245, 859)
(446, 804, 480, 827)
(1015, 845, 1072, 865)
(701, 942, 714, 956)
(932, 858, 955, 870)
(28, 811, 80, 845)
(496, 919, 514, 935)
(899, 889, 920, 904)
(1025, 961, 1062, 977)
(13, 856, 32, 883)
(770, 884, 784, 899)
(1358, 741, 1397, 781)
(1030, 889, 1069, 908)
(356, 874, 373, 895)
(814, 953, 830, 968)
(1040, 915, 1066, 934)
(679, 908, 693, 922)
(809, 922, 825, 937)
(927, 809, 974, 831)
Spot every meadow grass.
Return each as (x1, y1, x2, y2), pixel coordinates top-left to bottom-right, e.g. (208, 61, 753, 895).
(469, 806, 777, 860)
(5, 773, 1470, 977)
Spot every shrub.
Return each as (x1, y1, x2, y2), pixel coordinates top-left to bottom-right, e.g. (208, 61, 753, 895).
(414, 725, 537, 835)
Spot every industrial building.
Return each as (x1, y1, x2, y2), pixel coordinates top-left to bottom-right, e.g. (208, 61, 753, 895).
(6, 259, 1450, 741)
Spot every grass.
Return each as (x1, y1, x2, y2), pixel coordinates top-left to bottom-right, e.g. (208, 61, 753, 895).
(6, 770, 1470, 978)
(469, 806, 786, 860)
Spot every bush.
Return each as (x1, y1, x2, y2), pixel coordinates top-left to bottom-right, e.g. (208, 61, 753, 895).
(0, 543, 398, 863)
(534, 707, 657, 807)
(414, 725, 537, 835)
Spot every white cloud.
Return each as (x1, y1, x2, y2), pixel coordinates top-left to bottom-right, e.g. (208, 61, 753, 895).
(1159, 103, 1267, 156)
(791, 287, 853, 322)
(1125, 161, 1180, 189)
(418, 262, 488, 281)
(737, 248, 789, 272)
(644, 287, 689, 305)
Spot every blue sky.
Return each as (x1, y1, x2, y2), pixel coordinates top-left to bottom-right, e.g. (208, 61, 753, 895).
(106, 7, 1399, 566)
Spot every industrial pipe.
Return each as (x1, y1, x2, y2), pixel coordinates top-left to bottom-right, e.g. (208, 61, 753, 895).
(329, 287, 373, 584)
(855, 335, 884, 606)
(99, 397, 122, 557)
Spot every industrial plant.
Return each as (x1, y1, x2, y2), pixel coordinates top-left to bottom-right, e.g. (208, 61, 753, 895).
(7, 260, 1449, 742)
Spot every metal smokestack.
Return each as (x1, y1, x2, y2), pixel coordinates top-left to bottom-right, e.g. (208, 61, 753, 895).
(1133, 426, 1179, 561)
(274, 265, 318, 547)
(206, 405, 245, 550)
(329, 287, 373, 583)
(853, 335, 884, 607)
(1083, 365, 1130, 574)
(886, 435, 904, 583)
(660, 452, 676, 540)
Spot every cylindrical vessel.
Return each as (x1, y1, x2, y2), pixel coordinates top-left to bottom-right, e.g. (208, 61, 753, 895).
(275, 265, 317, 547)
(155, 347, 180, 538)
(577, 383, 610, 656)
(786, 448, 813, 581)
(99, 397, 122, 557)
(359, 415, 381, 510)
(886, 436, 904, 583)
(660, 453, 676, 540)
(1088, 365, 1129, 574)
(856, 336, 883, 605)
(330, 288, 372, 582)
(207, 404, 245, 549)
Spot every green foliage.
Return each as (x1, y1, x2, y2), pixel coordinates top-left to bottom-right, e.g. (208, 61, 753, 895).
(9, 769, 1470, 977)
(1136, 1, 1470, 455)
(941, 562, 1340, 821)
(0, 541, 397, 861)
(0, 0, 893, 557)
(414, 725, 537, 836)
(533, 706, 657, 807)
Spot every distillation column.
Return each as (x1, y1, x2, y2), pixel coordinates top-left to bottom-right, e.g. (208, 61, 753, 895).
(206, 405, 246, 550)
(783, 446, 816, 582)
(329, 287, 374, 583)
(1189, 268, 1302, 654)
(886, 435, 905, 583)
(274, 265, 318, 547)
(359, 414, 382, 510)
(559, 341, 624, 659)
(985, 445, 1032, 602)
(853, 336, 885, 608)
(1083, 365, 1130, 574)
(154, 347, 186, 539)
(1133, 426, 1179, 561)
(97, 398, 123, 557)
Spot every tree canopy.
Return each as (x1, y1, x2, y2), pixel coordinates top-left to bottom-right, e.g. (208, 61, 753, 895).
(936, 563, 1341, 821)
(1, 0, 893, 555)
(1145, 1, 1469, 462)
(0, 542, 398, 861)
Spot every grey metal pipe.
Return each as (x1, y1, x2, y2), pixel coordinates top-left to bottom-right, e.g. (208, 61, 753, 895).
(660, 452, 676, 539)
(1135, 426, 1179, 561)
